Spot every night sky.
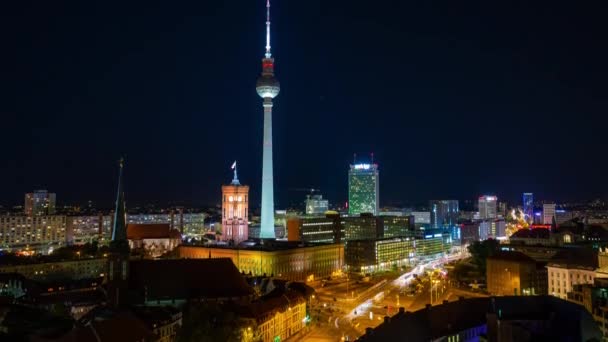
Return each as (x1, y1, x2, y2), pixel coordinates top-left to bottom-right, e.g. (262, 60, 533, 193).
(1, 1, 607, 208)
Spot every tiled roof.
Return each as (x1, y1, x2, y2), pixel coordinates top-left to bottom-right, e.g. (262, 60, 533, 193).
(128, 258, 253, 303)
(511, 228, 550, 239)
(237, 289, 305, 321)
(126, 224, 181, 240)
(54, 311, 154, 342)
(357, 296, 601, 341)
(547, 248, 598, 269)
(487, 250, 536, 263)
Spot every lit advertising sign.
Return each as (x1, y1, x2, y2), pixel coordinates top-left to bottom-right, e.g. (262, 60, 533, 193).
(354, 164, 370, 170)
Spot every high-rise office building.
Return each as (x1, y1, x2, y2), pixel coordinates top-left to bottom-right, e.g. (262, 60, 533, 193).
(430, 200, 459, 228)
(543, 203, 556, 225)
(523, 193, 533, 220)
(478, 195, 498, 219)
(305, 195, 329, 215)
(348, 163, 379, 216)
(498, 202, 508, 217)
(221, 163, 249, 244)
(256, 0, 280, 239)
(25, 190, 56, 216)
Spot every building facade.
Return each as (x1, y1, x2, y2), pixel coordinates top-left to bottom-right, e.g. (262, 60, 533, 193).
(67, 214, 112, 245)
(410, 211, 431, 225)
(221, 177, 250, 244)
(127, 223, 182, 257)
(460, 222, 480, 245)
(345, 235, 450, 274)
(246, 291, 307, 342)
(286, 213, 343, 244)
(344, 215, 383, 241)
(548, 262, 596, 299)
(430, 200, 459, 228)
(348, 163, 379, 216)
(486, 251, 547, 296)
(305, 195, 329, 215)
(0, 215, 67, 252)
(128, 212, 206, 238)
(177, 243, 344, 282)
(479, 219, 506, 240)
(0, 258, 107, 280)
(543, 203, 556, 225)
(25, 190, 56, 216)
(382, 215, 415, 238)
(478, 196, 497, 219)
(567, 278, 608, 340)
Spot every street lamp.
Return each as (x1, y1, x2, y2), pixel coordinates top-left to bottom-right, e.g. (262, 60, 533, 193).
(505, 268, 512, 296)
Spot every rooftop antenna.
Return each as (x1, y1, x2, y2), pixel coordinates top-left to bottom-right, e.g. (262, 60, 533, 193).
(371, 152, 374, 164)
(265, 0, 272, 58)
(353, 153, 357, 164)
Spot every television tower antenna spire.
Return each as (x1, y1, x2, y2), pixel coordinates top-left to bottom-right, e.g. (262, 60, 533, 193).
(265, 0, 272, 58)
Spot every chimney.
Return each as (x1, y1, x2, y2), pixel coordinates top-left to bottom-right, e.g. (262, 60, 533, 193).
(398, 307, 405, 314)
(384, 316, 390, 324)
(443, 299, 449, 304)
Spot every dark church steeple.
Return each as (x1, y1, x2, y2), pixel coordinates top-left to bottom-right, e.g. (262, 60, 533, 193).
(111, 157, 127, 242)
(108, 158, 130, 308)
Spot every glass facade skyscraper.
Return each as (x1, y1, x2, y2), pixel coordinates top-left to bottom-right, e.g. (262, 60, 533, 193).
(523, 193, 533, 220)
(348, 163, 379, 216)
(478, 195, 498, 219)
(430, 200, 459, 228)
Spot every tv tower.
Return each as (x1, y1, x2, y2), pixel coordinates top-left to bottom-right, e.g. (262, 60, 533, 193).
(256, 0, 280, 239)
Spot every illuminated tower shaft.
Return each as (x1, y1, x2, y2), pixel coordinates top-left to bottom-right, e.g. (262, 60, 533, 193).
(256, 0, 280, 238)
(260, 98, 275, 238)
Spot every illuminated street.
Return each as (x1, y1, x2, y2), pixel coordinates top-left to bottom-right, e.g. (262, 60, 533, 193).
(290, 252, 481, 341)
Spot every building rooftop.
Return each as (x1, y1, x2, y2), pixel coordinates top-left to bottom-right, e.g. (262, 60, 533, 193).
(55, 310, 154, 342)
(487, 250, 537, 264)
(128, 258, 253, 303)
(547, 248, 598, 269)
(182, 239, 339, 252)
(126, 223, 181, 240)
(236, 288, 306, 322)
(510, 228, 551, 239)
(357, 296, 601, 341)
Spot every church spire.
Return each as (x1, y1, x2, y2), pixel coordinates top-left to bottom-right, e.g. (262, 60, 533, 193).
(111, 158, 127, 242)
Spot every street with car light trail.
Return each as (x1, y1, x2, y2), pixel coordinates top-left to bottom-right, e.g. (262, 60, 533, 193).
(290, 252, 482, 341)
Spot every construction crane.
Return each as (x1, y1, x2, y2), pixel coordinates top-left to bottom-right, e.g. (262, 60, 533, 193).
(288, 188, 321, 196)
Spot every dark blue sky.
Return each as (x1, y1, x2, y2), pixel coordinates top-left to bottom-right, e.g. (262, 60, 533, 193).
(1, 1, 607, 208)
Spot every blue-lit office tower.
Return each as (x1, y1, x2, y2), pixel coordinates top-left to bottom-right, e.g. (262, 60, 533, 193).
(348, 163, 379, 216)
(430, 200, 459, 228)
(523, 193, 533, 221)
(256, 0, 280, 238)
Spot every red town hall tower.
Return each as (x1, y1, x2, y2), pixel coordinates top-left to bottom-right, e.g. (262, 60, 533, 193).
(221, 162, 249, 244)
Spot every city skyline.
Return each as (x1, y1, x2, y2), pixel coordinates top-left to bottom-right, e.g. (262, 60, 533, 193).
(2, 1, 608, 207)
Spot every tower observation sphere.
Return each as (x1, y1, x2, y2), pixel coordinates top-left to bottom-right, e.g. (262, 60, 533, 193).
(256, 71, 280, 99)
